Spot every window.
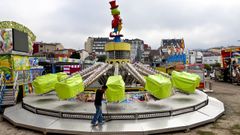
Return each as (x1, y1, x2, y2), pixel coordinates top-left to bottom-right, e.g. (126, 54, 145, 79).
(109, 51, 114, 58)
(115, 51, 130, 59)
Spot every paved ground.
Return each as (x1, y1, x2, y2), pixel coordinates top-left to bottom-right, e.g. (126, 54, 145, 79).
(0, 80, 239, 135)
(172, 80, 240, 135)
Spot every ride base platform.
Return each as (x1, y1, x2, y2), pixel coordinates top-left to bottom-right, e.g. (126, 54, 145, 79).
(3, 90, 224, 135)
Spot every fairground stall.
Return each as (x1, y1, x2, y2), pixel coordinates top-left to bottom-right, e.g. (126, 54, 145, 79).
(0, 21, 39, 107)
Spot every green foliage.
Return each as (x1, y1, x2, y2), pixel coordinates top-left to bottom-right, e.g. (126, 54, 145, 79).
(197, 130, 215, 135)
(230, 124, 240, 135)
(213, 62, 221, 67)
(70, 52, 80, 59)
(231, 124, 240, 129)
(204, 64, 211, 70)
(97, 55, 107, 62)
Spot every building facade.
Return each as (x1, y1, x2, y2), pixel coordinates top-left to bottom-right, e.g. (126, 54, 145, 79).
(54, 49, 76, 58)
(33, 42, 64, 54)
(149, 49, 161, 63)
(202, 56, 222, 65)
(84, 37, 111, 56)
(208, 47, 222, 53)
(84, 37, 94, 53)
(76, 49, 89, 61)
(84, 37, 145, 62)
(188, 50, 203, 64)
(124, 38, 144, 62)
(143, 44, 151, 64)
(202, 51, 221, 65)
(188, 50, 221, 65)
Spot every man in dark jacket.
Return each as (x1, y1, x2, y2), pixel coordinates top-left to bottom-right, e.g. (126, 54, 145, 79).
(91, 85, 107, 126)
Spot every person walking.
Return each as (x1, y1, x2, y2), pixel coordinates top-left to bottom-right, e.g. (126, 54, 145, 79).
(91, 85, 107, 126)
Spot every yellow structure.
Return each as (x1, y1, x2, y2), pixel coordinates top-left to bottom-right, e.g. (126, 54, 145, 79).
(105, 42, 131, 64)
(105, 42, 130, 51)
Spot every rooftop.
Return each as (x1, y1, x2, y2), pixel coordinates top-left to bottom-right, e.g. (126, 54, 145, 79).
(34, 42, 62, 46)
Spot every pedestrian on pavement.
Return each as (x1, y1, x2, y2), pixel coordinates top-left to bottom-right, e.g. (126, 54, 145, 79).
(91, 85, 107, 126)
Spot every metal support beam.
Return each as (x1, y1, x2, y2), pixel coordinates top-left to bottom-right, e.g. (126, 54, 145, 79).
(123, 63, 146, 86)
(135, 62, 171, 78)
(114, 63, 119, 76)
(83, 64, 113, 87)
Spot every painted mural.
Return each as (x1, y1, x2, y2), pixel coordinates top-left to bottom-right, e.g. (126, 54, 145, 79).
(16, 70, 30, 84)
(0, 29, 13, 53)
(0, 55, 31, 82)
(0, 55, 13, 81)
(12, 55, 30, 70)
(0, 21, 36, 54)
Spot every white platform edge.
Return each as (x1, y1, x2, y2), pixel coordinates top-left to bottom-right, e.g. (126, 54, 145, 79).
(3, 97, 225, 135)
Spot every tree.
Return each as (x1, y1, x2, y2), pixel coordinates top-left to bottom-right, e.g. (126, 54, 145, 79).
(70, 52, 80, 59)
(213, 62, 221, 68)
(204, 64, 211, 71)
(97, 55, 107, 62)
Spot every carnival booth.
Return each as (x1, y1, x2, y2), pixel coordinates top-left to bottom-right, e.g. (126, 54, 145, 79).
(0, 21, 36, 105)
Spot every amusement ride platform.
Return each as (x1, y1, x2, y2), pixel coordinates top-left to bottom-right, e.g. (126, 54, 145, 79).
(2, 0, 225, 134)
(4, 90, 224, 134)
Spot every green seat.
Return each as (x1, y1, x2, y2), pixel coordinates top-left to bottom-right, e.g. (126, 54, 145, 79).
(32, 74, 58, 95)
(56, 72, 68, 81)
(145, 74, 172, 99)
(106, 75, 125, 102)
(55, 74, 84, 100)
(172, 71, 200, 93)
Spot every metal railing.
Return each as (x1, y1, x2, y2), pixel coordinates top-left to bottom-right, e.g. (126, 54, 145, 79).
(0, 72, 5, 104)
(123, 63, 146, 86)
(134, 62, 171, 78)
(83, 63, 113, 87)
(22, 98, 208, 120)
(114, 63, 119, 76)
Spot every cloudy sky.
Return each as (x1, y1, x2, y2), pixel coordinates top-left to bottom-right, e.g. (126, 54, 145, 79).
(0, 0, 240, 49)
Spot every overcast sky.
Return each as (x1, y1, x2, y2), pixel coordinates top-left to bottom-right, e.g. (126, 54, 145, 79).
(1, 0, 240, 50)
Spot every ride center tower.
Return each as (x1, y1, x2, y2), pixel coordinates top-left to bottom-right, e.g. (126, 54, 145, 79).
(105, 0, 131, 64)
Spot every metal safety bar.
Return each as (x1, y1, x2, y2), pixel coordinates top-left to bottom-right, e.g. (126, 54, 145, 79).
(114, 63, 119, 76)
(123, 63, 146, 86)
(22, 98, 208, 120)
(83, 64, 113, 87)
(79, 63, 102, 76)
(133, 65, 150, 76)
(135, 62, 171, 78)
(59, 63, 103, 82)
